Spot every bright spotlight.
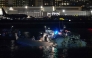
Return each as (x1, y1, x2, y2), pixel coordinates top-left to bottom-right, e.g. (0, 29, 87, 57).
(62, 10, 65, 12)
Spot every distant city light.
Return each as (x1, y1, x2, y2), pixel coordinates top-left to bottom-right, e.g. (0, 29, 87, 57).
(53, 6, 55, 11)
(40, 6, 43, 8)
(9, 7, 14, 10)
(62, 9, 65, 12)
(25, 6, 28, 9)
(41, 6, 44, 11)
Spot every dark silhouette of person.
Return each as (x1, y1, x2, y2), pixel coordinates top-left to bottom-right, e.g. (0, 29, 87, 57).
(44, 35, 48, 42)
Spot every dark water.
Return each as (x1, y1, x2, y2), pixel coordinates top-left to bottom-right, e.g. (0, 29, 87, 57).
(0, 40, 92, 58)
(0, 40, 43, 58)
(57, 48, 92, 58)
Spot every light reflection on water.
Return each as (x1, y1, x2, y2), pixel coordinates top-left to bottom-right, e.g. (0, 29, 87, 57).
(0, 40, 91, 58)
(0, 40, 59, 58)
(42, 46, 58, 58)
